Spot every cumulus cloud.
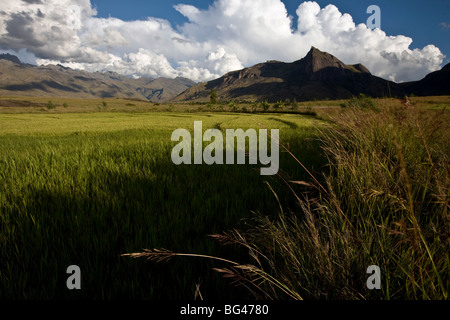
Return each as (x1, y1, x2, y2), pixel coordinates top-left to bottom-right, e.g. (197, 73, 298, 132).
(0, 0, 446, 82)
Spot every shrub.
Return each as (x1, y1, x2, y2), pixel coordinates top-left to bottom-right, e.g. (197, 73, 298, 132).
(229, 102, 238, 112)
(345, 93, 377, 110)
(260, 100, 270, 112)
(46, 101, 56, 110)
(273, 100, 284, 110)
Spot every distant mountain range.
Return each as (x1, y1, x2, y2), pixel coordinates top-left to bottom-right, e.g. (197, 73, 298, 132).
(173, 47, 450, 102)
(0, 54, 195, 102)
(1, 48, 449, 103)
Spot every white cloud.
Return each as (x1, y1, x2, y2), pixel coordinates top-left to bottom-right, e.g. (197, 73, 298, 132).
(440, 22, 450, 30)
(0, 0, 446, 82)
(291, 2, 445, 82)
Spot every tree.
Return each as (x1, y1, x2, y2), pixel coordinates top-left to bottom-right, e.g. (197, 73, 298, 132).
(46, 100, 56, 110)
(228, 102, 237, 112)
(273, 100, 284, 110)
(291, 98, 299, 110)
(260, 100, 270, 112)
(209, 89, 217, 105)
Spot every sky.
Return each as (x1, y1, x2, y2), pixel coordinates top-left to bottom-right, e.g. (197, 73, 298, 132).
(0, 0, 449, 83)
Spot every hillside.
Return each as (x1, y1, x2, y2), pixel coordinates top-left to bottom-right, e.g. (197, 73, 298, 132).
(401, 63, 450, 96)
(2, 49, 448, 104)
(173, 47, 405, 102)
(0, 54, 195, 102)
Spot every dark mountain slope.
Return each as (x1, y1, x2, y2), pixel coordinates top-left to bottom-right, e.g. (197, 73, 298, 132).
(401, 63, 450, 96)
(173, 47, 404, 102)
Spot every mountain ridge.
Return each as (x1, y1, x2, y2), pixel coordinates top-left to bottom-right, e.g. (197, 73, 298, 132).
(400, 62, 450, 96)
(173, 47, 407, 102)
(0, 55, 196, 101)
(1, 49, 449, 103)
(173, 47, 450, 102)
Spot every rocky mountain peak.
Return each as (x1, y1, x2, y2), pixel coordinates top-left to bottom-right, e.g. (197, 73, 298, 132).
(174, 47, 402, 102)
(302, 46, 346, 73)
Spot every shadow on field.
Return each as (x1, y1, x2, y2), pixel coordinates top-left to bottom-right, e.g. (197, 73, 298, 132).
(0, 138, 326, 299)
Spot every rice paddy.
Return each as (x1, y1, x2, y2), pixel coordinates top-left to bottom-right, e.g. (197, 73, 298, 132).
(0, 110, 326, 299)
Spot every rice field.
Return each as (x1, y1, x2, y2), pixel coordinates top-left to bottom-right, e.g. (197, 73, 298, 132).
(0, 111, 326, 299)
(1, 96, 448, 300)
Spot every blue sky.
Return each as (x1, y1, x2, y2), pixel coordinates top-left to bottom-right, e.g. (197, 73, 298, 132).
(91, 0, 450, 64)
(0, 0, 448, 82)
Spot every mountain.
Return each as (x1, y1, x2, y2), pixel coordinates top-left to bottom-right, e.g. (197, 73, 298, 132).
(0, 53, 22, 64)
(173, 47, 405, 102)
(2, 49, 448, 103)
(400, 63, 450, 96)
(0, 55, 196, 101)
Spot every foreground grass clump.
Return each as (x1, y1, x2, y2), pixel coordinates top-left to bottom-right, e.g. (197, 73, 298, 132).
(128, 103, 449, 300)
(314, 105, 449, 299)
(340, 93, 377, 110)
(239, 105, 449, 299)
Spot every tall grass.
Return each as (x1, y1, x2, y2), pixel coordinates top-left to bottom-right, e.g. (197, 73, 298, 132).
(126, 102, 449, 299)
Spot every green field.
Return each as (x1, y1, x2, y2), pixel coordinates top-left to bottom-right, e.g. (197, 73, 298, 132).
(0, 111, 326, 299)
(1, 96, 448, 300)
